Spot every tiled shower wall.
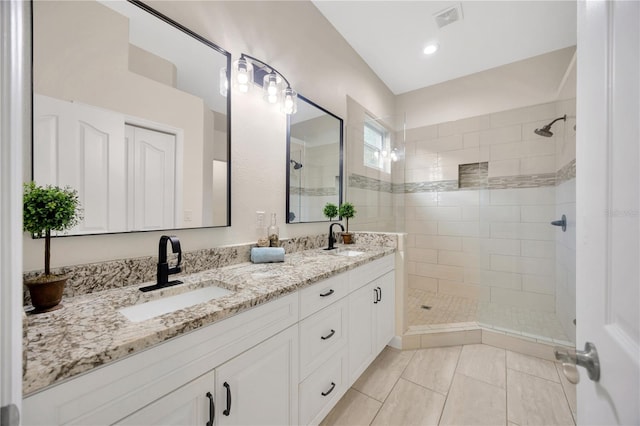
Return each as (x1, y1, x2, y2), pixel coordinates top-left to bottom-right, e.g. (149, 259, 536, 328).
(555, 99, 577, 343)
(404, 100, 576, 323)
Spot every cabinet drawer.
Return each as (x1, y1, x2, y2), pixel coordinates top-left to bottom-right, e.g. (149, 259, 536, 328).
(299, 350, 347, 426)
(299, 297, 348, 379)
(348, 254, 394, 292)
(299, 272, 348, 320)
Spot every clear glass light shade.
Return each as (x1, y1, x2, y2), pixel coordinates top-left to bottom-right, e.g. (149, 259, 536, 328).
(281, 87, 297, 115)
(232, 58, 253, 93)
(219, 67, 229, 97)
(263, 73, 282, 104)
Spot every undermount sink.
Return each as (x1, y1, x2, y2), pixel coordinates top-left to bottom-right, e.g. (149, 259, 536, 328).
(118, 286, 233, 322)
(331, 249, 365, 257)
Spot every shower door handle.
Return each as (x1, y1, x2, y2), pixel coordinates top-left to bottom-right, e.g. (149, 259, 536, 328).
(554, 342, 601, 384)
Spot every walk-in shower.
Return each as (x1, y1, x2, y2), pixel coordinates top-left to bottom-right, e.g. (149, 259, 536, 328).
(403, 104, 577, 348)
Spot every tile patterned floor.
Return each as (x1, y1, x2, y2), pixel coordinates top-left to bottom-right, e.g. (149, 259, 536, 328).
(321, 344, 576, 426)
(407, 288, 572, 345)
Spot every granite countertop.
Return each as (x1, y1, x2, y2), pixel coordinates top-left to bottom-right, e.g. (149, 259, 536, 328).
(23, 244, 395, 395)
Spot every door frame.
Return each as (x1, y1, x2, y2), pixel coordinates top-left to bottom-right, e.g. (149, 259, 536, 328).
(0, 0, 28, 424)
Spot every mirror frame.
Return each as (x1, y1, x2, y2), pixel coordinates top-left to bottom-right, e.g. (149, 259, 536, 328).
(30, 0, 233, 235)
(286, 95, 344, 224)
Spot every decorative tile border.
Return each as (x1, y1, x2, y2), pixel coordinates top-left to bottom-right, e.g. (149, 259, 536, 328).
(399, 180, 459, 193)
(23, 232, 398, 304)
(289, 186, 337, 196)
(556, 159, 576, 185)
(348, 174, 393, 193)
(350, 159, 575, 194)
(487, 173, 556, 189)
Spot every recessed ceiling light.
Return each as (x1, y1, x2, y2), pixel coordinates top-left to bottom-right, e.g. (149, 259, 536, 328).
(423, 43, 439, 55)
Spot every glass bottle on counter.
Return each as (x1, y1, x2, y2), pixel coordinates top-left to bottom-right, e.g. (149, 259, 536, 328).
(268, 213, 279, 247)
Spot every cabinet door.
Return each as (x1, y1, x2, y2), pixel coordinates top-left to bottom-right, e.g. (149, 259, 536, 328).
(347, 282, 376, 385)
(116, 370, 215, 426)
(216, 325, 299, 426)
(374, 271, 395, 353)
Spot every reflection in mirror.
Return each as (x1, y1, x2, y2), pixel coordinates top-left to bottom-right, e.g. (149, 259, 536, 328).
(287, 96, 343, 223)
(32, 0, 231, 235)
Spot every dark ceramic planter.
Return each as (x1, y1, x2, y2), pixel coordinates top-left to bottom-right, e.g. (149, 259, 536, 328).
(24, 275, 67, 313)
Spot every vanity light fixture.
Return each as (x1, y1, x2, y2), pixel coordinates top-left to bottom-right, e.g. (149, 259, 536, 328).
(231, 53, 297, 114)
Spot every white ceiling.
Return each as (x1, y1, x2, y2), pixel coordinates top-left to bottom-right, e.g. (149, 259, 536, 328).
(312, 1, 577, 95)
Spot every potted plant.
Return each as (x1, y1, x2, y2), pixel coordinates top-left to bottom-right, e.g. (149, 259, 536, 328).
(338, 202, 357, 244)
(23, 182, 81, 313)
(323, 202, 338, 222)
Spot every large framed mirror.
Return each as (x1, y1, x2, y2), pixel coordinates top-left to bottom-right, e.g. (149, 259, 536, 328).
(287, 96, 343, 223)
(31, 0, 231, 235)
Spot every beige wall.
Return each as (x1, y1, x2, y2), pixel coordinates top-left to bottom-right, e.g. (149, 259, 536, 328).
(24, 1, 395, 271)
(395, 47, 576, 131)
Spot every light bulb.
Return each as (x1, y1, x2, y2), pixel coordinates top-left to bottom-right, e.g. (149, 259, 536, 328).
(232, 57, 253, 93)
(237, 70, 248, 85)
(281, 87, 297, 114)
(268, 83, 278, 96)
(267, 94, 278, 103)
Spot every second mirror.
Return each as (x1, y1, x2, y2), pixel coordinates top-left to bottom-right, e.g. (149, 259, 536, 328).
(286, 96, 343, 223)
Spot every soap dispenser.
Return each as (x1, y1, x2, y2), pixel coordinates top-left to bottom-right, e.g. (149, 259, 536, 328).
(268, 213, 280, 247)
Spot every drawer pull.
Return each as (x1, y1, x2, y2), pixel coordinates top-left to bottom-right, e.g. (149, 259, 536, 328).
(321, 382, 336, 397)
(223, 382, 232, 416)
(320, 289, 335, 297)
(321, 329, 336, 340)
(205, 391, 215, 426)
(373, 287, 379, 304)
(377, 286, 382, 302)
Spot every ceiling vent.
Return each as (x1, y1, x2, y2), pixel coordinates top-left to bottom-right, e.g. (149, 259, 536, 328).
(434, 4, 463, 29)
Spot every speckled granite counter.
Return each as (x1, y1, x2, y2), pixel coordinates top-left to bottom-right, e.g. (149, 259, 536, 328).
(23, 244, 395, 395)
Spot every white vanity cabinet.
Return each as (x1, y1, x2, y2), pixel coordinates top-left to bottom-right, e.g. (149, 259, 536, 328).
(23, 293, 298, 426)
(298, 255, 395, 425)
(116, 326, 298, 426)
(116, 371, 215, 426)
(22, 253, 396, 426)
(214, 325, 298, 426)
(348, 258, 395, 383)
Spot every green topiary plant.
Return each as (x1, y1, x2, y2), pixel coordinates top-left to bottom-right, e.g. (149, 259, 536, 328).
(323, 202, 338, 221)
(23, 182, 81, 277)
(338, 202, 356, 234)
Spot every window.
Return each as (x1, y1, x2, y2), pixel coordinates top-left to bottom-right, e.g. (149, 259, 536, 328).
(363, 117, 390, 172)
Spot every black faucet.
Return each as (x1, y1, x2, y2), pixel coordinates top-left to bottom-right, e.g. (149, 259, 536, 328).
(326, 223, 345, 250)
(157, 235, 183, 287)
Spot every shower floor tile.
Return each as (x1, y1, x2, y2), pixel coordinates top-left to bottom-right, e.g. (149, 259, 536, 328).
(408, 288, 571, 343)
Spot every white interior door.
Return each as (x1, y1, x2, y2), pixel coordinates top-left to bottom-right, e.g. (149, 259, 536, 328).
(34, 95, 127, 234)
(576, 1, 640, 424)
(126, 124, 176, 231)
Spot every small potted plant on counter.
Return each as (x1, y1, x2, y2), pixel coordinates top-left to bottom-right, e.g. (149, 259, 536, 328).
(323, 202, 338, 222)
(23, 182, 81, 313)
(338, 202, 357, 244)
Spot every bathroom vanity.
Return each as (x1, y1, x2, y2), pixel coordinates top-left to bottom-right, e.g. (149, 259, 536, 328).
(22, 247, 396, 425)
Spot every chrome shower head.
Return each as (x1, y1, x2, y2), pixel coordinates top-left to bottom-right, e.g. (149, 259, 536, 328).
(534, 115, 567, 137)
(290, 159, 303, 170)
